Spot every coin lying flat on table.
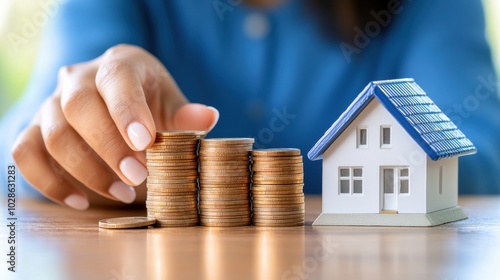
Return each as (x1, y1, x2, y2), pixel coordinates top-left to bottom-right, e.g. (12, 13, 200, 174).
(99, 217, 157, 229)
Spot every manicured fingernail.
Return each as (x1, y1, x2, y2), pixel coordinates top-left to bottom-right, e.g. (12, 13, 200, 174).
(120, 156, 147, 186)
(109, 181, 136, 203)
(127, 122, 152, 150)
(207, 106, 219, 132)
(64, 194, 89, 210)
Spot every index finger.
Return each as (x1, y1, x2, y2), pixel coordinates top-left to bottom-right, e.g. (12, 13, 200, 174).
(95, 46, 188, 151)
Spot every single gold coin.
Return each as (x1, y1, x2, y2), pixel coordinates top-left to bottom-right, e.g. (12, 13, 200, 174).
(98, 217, 156, 229)
(252, 179, 304, 185)
(252, 212, 304, 219)
(146, 155, 198, 161)
(252, 193, 304, 198)
(252, 169, 303, 176)
(253, 209, 305, 216)
(251, 190, 303, 195)
(146, 168, 198, 173)
(199, 148, 251, 154)
(200, 194, 250, 201)
(147, 170, 198, 176)
(199, 201, 250, 207)
(251, 156, 303, 163)
(199, 155, 250, 162)
(200, 175, 250, 181)
(252, 205, 305, 212)
(199, 165, 249, 171)
(146, 152, 197, 158)
(201, 138, 254, 144)
(147, 178, 197, 184)
(200, 217, 251, 223)
(200, 210, 251, 217)
(200, 168, 250, 174)
(147, 193, 197, 200)
(149, 141, 199, 147)
(155, 219, 199, 227)
(251, 163, 303, 169)
(156, 130, 206, 137)
(251, 166, 303, 173)
(200, 188, 249, 193)
(200, 200, 249, 206)
(252, 218, 305, 224)
(251, 183, 304, 189)
(200, 183, 250, 189)
(146, 163, 198, 168)
(200, 221, 251, 227)
(252, 196, 304, 202)
(200, 161, 250, 167)
(253, 221, 304, 227)
(146, 208, 199, 215)
(146, 201, 197, 207)
(251, 148, 301, 157)
(200, 216, 252, 223)
(200, 179, 250, 185)
(146, 186, 198, 193)
(147, 212, 199, 219)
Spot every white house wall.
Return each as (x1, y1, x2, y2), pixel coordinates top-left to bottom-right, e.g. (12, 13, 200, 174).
(426, 157, 458, 212)
(322, 99, 428, 214)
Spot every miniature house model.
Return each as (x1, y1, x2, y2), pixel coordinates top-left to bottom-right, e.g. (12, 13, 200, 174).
(308, 79, 476, 226)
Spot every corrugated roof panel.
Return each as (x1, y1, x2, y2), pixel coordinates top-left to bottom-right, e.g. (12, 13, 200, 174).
(308, 79, 477, 161)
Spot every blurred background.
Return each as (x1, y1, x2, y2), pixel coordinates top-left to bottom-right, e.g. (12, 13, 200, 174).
(0, 0, 499, 117)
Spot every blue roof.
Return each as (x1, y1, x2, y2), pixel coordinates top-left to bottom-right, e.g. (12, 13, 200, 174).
(308, 78, 477, 161)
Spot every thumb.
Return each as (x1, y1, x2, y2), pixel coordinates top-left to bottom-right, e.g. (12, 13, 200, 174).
(172, 103, 219, 132)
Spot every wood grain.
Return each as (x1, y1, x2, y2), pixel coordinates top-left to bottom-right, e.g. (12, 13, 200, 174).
(2, 196, 500, 280)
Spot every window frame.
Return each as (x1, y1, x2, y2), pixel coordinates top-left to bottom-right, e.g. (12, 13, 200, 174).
(380, 125, 392, 148)
(338, 167, 364, 195)
(399, 167, 410, 195)
(357, 127, 368, 149)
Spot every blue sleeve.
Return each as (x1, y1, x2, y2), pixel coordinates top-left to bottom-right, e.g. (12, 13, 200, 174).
(385, 0, 500, 193)
(0, 0, 152, 197)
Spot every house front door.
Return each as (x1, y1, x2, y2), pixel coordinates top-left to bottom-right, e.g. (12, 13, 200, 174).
(382, 168, 397, 211)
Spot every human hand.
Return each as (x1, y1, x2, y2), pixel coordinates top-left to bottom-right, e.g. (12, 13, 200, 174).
(11, 44, 219, 210)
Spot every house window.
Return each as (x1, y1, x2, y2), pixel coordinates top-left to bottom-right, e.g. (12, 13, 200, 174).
(339, 167, 363, 194)
(383, 167, 410, 195)
(380, 126, 391, 148)
(399, 168, 409, 194)
(357, 127, 368, 148)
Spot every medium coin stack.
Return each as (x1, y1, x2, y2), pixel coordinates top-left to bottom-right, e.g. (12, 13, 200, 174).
(251, 148, 305, 227)
(198, 138, 254, 227)
(146, 130, 205, 227)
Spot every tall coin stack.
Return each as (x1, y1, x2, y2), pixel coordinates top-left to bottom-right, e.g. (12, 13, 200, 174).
(146, 131, 205, 227)
(199, 138, 254, 227)
(251, 148, 305, 227)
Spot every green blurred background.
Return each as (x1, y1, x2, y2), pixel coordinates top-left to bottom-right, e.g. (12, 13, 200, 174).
(1, 0, 499, 117)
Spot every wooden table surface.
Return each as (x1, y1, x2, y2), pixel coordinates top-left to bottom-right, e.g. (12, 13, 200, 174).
(2, 196, 500, 280)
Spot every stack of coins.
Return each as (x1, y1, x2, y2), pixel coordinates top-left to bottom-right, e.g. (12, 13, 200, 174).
(251, 148, 305, 227)
(146, 130, 205, 227)
(199, 138, 254, 227)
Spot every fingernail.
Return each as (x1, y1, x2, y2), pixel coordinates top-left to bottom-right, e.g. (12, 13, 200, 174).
(120, 156, 147, 186)
(207, 106, 219, 132)
(64, 194, 89, 210)
(127, 122, 152, 150)
(109, 181, 136, 203)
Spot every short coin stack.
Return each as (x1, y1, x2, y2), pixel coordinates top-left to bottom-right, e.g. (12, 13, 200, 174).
(146, 131, 205, 227)
(199, 138, 254, 227)
(251, 148, 305, 227)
